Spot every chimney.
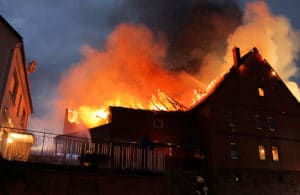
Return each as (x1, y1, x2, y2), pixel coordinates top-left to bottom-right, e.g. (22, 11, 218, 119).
(232, 47, 241, 68)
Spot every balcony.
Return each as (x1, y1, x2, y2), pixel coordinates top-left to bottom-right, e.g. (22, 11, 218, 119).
(0, 127, 166, 173)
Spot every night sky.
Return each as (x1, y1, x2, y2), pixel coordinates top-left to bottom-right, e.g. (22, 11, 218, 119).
(0, 0, 299, 132)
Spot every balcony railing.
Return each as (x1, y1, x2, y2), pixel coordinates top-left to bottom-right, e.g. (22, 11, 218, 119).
(0, 127, 166, 173)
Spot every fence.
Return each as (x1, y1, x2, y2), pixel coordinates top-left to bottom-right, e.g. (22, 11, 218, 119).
(0, 127, 166, 173)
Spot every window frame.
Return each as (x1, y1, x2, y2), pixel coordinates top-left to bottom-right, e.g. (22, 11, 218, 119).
(258, 87, 264, 97)
(267, 117, 276, 131)
(153, 119, 163, 129)
(17, 94, 22, 117)
(230, 142, 239, 160)
(271, 146, 279, 162)
(255, 115, 263, 130)
(227, 111, 236, 128)
(9, 70, 19, 104)
(20, 109, 26, 127)
(258, 145, 266, 160)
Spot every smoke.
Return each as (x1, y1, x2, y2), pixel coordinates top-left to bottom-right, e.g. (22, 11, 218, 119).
(223, 1, 300, 100)
(114, 0, 242, 75)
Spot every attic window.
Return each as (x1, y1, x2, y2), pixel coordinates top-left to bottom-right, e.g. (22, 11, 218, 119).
(153, 119, 163, 129)
(9, 70, 19, 104)
(227, 111, 236, 128)
(258, 88, 264, 96)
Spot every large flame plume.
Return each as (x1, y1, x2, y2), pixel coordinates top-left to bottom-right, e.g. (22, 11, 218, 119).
(58, 24, 202, 129)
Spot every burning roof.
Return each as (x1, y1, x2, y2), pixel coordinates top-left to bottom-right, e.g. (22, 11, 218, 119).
(65, 45, 300, 138)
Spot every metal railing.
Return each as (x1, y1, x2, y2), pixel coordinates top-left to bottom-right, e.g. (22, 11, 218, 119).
(0, 127, 166, 173)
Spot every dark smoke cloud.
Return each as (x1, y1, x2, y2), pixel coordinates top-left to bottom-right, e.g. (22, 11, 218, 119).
(111, 0, 242, 73)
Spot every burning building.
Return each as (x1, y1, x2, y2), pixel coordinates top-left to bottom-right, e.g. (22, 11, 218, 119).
(89, 47, 300, 193)
(0, 15, 35, 161)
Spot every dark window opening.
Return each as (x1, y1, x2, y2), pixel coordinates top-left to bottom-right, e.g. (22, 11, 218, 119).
(268, 117, 276, 131)
(227, 111, 236, 128)
(278, 175, 284, 183)
(230, 143, 239, 159)
(153, 119, 163, 129)
(21, 109, 26, 127)
(255, 115, 263, 129)
(17, 94, 22, 117)
(9, 70, 19, 104)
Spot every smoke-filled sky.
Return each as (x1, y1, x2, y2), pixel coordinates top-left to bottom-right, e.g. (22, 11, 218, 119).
(1, 0, 300, 133)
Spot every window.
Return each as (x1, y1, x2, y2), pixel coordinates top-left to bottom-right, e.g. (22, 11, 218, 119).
(258, 145, 266, 160)
(255, 115, 263, 129)
(17, 94, 22, 117)
(68, 109, 79, 124)
(9, 70, 19, 104)
(230, 143, 239, 159)
(153, 119, 163, 129)
(267, 117, 276, 131)
(227, 111, 236, 128)
(272, 146, 279, 161)
(258, 87, 264, 96)
(21, 109, 26, 127)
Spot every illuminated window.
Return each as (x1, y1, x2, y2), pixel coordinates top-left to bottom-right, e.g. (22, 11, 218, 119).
(227, 111, 236, 128)
(258, 145, 266, 160)
(230, 143, 239, 159)
(272, 146, 279, 161)
(9, 70, 19, 104)
(153, 119, 163, 129)
(255, 115, 263, 129)
(258, 88, 264, 96)
(267, 117, 276, 131)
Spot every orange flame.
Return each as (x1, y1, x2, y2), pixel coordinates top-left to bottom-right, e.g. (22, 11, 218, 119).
(59, 24, 203, 129)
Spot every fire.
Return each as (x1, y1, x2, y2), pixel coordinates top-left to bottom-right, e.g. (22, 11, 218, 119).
(53, 1, 300, 132)
(79, 106, 110, 127)
(70, 89, 191, 128)
(59, 23, 203, 129)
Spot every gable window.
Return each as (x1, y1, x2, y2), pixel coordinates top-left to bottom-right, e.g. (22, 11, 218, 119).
(258, 87, 264, 96)
(267, 117, 276, 131)
(258, 145, 266, 160)
(17, 94, 22, 117)
(153, 119, 163, 129)
(272, 146, 279, 161)
(230, 143, 239, 159)
(21, 109, 26, 127)
(255, 115, 263, 129)
(227, 111, 236, 128)
(9, 70, 19, 104)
